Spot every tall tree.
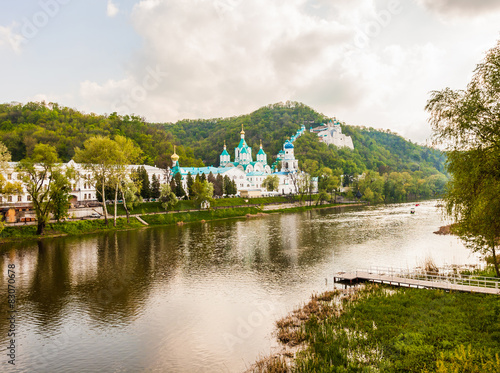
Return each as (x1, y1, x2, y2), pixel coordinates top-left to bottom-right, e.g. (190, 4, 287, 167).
(426, 39, 500, 276)
(174, 172, 186, 198)
(17, 144, 73, 234)
(191, 179, 214, 208)
(214, 174, 224, 196)
(74, 136, 122, 227)
(151, 174, 161, 199)
(159, 183, 178, 210)
(186, 172, 194, 198)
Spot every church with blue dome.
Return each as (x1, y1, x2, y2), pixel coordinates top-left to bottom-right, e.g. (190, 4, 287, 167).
(170, 123, 316, 195)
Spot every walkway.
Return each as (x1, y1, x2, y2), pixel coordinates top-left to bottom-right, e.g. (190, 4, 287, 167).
(334, 267, 500, 295)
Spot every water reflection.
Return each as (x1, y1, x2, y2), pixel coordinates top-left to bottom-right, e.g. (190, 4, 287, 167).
(0, 202, 477, 372)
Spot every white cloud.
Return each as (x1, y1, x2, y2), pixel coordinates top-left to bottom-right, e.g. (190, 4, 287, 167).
(107, 0, 119, 17)
(74, 0, 499, 144)
(0, 24, 24, 53)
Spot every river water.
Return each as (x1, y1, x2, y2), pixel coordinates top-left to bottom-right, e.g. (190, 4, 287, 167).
(0, 201, 478, 372)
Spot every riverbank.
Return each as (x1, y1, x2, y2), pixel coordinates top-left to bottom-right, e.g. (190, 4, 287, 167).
(0, 202, 364, 244)
(250, 284, 500, 372)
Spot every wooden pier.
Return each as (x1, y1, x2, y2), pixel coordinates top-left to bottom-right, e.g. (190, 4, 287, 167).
(334, 268, 500, 295)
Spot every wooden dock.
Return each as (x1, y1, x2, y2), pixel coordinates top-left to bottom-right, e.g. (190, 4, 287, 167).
(334, 269, 500, 295)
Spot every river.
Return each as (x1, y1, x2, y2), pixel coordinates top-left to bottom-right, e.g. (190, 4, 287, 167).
(0, 201, 478, 372)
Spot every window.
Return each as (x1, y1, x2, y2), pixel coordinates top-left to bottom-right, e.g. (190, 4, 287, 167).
(0, 196, 2, 202)
(27, 195, 31, 201)
(8, 196, 12, 202)
(7, 174, 12, 180)
(17, 195, 22, 202)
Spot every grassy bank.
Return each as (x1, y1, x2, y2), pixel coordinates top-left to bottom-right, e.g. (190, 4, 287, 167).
(139, 207, 262, 225)
(253, 284, 500, 372)
(105, 195, 314, 216)
(0, 217, 144, 241)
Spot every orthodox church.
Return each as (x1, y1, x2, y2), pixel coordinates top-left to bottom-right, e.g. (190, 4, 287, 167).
(170, 123, 315, 195)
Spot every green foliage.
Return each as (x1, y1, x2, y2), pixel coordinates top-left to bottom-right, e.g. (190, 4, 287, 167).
(159, 183, 178, 210)
(191, 179, 214, 208)
(262, 175, 280, 191)
(16, 144, 73, 234)
(0, 102, 202, 167)
(292, 286, 500, 372)
(0, 217, 143, 241)
(140, 207, 261, 226)
(427, 39, 500, 277)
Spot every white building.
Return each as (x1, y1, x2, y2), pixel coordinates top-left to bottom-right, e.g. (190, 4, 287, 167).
(310, 119, 354, 149)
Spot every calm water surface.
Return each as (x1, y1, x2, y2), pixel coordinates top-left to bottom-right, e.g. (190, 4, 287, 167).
(0, 202, 478, 372)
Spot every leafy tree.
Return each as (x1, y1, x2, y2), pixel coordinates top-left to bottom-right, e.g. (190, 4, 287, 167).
(262, 175, 279, 192)
(191, 180, 214, 208)
(49, 170, 73, 222)
(0, 142, 21, 233)
(111, 135, 142, 226)
(74, 136, 122, 227)
(214, 174, 224, 196)
(159, 183, 178, 210)
(186, 172, 194, 198)
(120, 179, 142, 223)
(17, 144, 73, 234)
(151, 174, 161, 199)
(426, 39, 500, 276)
(223, 175, 236, 195)
(174, 172, 186, 198)
(137, 166, 151, 200)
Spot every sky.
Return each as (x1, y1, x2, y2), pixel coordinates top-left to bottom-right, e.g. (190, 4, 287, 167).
(1, 0, 500, 145)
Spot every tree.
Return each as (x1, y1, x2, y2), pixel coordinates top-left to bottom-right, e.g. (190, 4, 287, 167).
(159, 183, 178, 210)
(191, 180, 214, 208)
(174, 172, 186, 198)
(49, 170, 73, 222)
(426, 39, 500, 276)
(151, 174, 160, 199)
(137, 166, 151, 200)
(262, 175, 279, 192)
(0, 142, 21, 234)
(74, 136, 122, 227)
(111, 136, 142, 227)
(17, 144, 73, 234)
(186, 172, 194, 198)
(120, 179, 142, 223)
(214, 174, 224, 196)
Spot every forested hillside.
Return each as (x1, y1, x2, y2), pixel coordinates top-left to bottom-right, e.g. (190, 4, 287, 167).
(0, 101, 447, 197)
(166, 101, 326, 165)
(0, 102, 203, 167)
(166, 101, 446, 178)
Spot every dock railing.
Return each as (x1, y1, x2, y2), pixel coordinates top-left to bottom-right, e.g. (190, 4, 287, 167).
(356, 266, 500, 290)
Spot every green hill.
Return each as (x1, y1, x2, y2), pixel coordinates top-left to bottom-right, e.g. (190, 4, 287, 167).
(0, 102, 203, 167)
(0, 101, 446, 184)
(166, 101, 446, 178)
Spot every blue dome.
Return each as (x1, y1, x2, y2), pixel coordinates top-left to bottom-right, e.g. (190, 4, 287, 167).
(284, 140, 294, 149)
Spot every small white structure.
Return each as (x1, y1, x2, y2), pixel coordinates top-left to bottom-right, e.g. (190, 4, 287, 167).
(310, 119, 354, 149)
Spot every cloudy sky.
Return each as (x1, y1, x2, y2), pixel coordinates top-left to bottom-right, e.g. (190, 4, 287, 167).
(1, 0, 500, 144)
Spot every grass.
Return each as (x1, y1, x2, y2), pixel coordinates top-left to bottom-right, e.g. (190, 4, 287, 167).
(0, 217, 144, 242)
(104, 195, 314, 215)
(252, 284, 500, 372)
(139, 207, 262, 226)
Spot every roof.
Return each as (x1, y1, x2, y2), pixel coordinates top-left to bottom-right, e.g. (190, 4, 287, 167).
(284, 140, 294, 149)
(237, 138, 248, 149)
(246, 171, 267, 176)
(221, 149, 230, 156)
(257, 148, 266, 155)
(240, 147, 247, 154)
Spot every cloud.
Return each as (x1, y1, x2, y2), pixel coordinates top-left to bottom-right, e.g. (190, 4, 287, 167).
(76, 0, 443, 143)
(416, 0, 500, 18)
(0, 24, 24, 53)
(107, 0, 119, 17)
